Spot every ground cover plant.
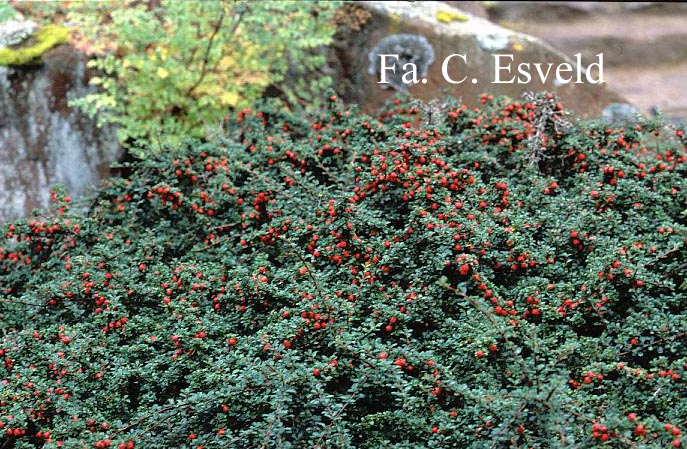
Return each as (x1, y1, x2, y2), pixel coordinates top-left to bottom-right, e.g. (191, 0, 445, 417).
(0, 94, 686, 448)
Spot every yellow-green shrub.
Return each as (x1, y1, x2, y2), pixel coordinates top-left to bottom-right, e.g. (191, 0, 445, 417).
(66, 0, 340, 149)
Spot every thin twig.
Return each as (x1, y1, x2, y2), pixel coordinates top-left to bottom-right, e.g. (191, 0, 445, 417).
(186, 5, 231, 96)
(643, 245, 683, 267)
(276, 234, 328, 302)
(0, 298, 44, 307)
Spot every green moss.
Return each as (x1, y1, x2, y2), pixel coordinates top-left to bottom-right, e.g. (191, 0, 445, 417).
(0, 24, 70, 66)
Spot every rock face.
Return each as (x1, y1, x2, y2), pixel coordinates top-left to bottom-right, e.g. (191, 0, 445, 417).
(0, 44, 121, 223)
(330, 1, 626, 116)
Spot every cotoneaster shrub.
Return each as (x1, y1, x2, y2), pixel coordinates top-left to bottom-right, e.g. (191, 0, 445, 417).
(0, 94, 686, 449)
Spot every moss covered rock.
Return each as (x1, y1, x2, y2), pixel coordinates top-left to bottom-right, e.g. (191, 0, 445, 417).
(0, 23, 69, 66)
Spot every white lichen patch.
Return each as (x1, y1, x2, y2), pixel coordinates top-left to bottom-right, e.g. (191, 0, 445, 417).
(368, 34, 435, 91)
(476, 33, 510, 51)
(0, 20, 37, 48)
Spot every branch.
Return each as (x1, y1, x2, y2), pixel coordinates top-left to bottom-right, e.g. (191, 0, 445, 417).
(277, 234, 328, 302)
(109, 385, 268, 439)
(186, 5, 233, 97)
(0, 298, 45, 307)
(643, 244, 683, 267)
(314, 372, 371, 448)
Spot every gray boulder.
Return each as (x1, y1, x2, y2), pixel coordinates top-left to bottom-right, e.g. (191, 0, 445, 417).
(329, 1, 627, 117)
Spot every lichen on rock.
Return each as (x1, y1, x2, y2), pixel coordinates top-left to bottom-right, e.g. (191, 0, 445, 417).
(0, 24, 70, 66)
(0, 19, 36, 47)
(436, 10, 469, 23)
(476, 33, 510, 51)
(367, 34, 434, 92)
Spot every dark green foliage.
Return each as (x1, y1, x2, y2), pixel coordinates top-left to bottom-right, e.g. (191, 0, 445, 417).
(1, 94, 686, 448)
